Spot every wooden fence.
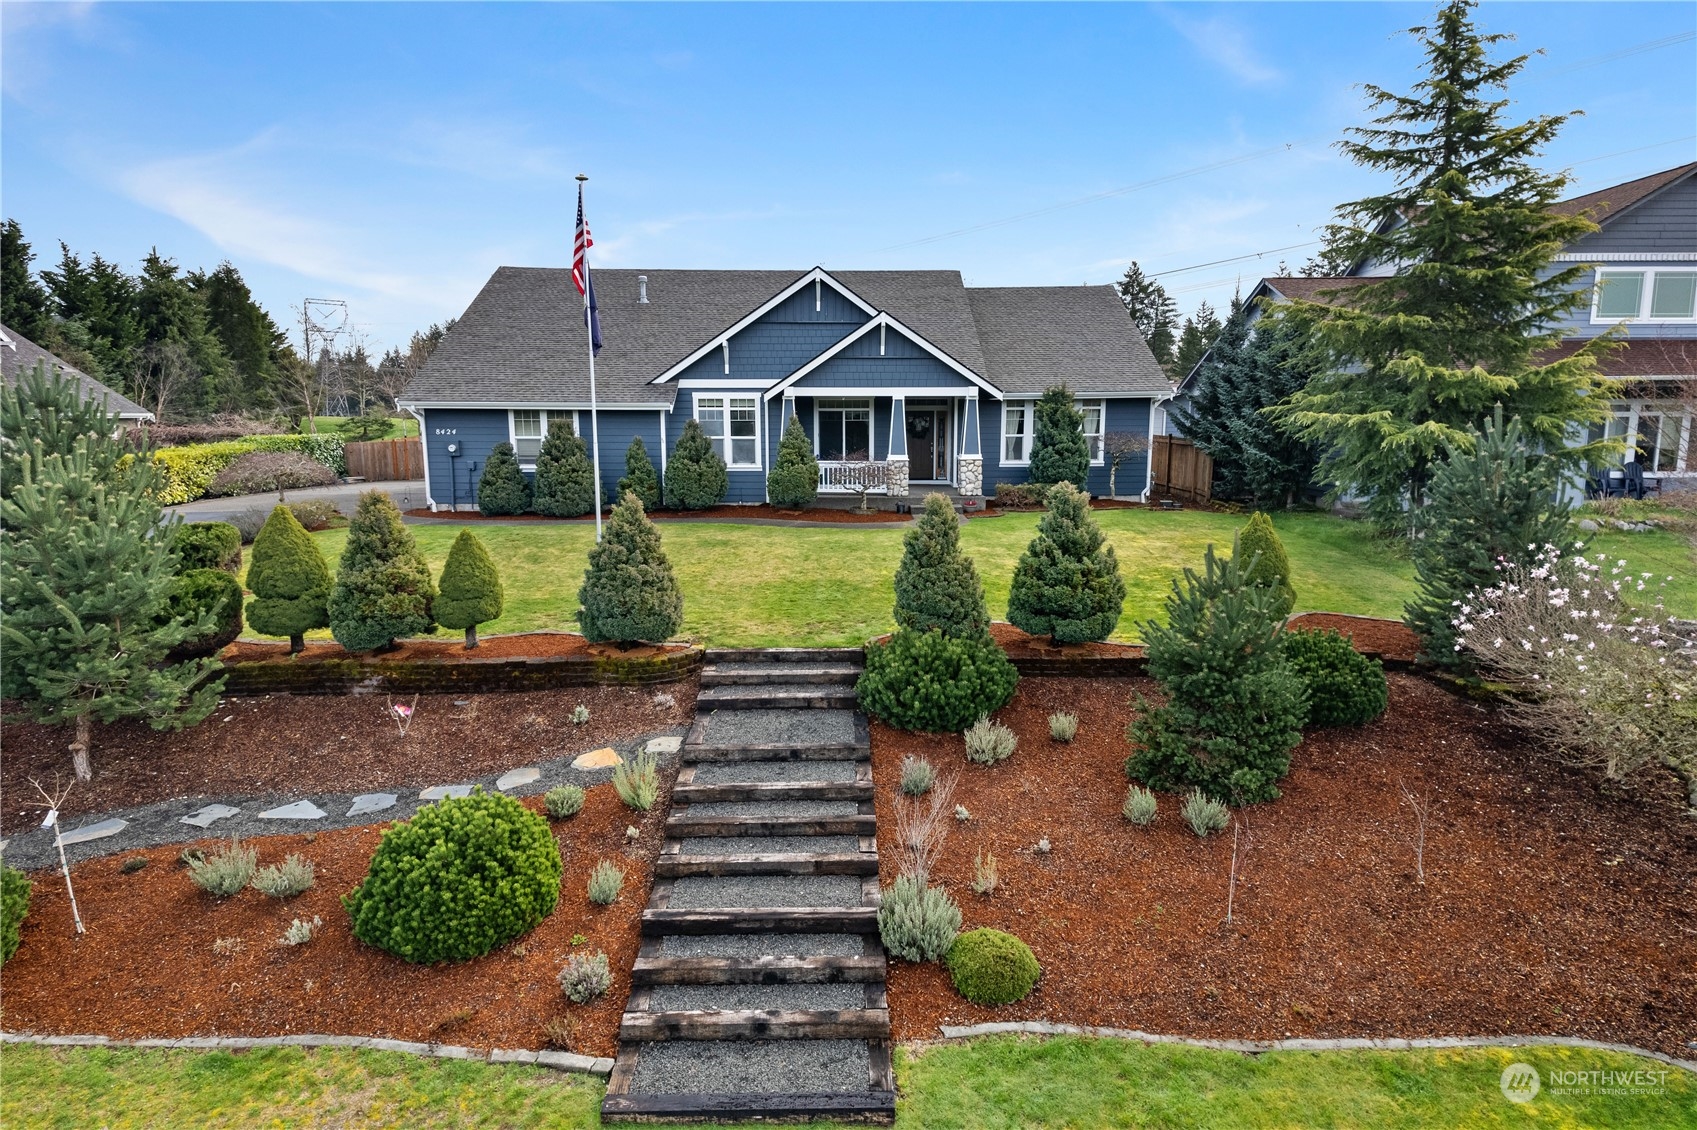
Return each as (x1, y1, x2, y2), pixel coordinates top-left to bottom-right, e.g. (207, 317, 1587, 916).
(1150, 435, 1213, 504)
(345, 438, 425, 482)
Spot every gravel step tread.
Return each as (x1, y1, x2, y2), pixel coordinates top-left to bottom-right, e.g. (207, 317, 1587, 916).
(689, 760, 859, 785)
(672, 780, 872, 804)
(696, 686, 859, 710)
(703, 648, 866, 664)
(646, 983, 866, 1012)
(666, 875, 864, 910)
(624, 1038, 872, 1095)
(658, 933, 866, 958)
(677, 835, 861, 855)
(691, 708, 861, 749)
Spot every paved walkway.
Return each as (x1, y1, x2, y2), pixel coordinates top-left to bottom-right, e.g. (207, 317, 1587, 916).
(164, 481, 425, 524)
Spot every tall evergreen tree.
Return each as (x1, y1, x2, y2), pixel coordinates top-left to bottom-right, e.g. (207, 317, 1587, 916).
(188, 262, 289, 410)
(578, 491, 684, 644)
(1007, 482, 1126, 643)
(328, 490, 437, 652)
(893, 493, 990, 639)
(2, 219, 52, 340)
(41, 244, 143, 385)
(1171, 301, 1222, 381)
(664, 417, 728, 510)
(1027, 385, 1090, 488)
(531, 416, 596, 517)
(767, 415, 820, 509)
(477, 442, 532, 516)
(247, 505, 333, 654)
(435, 529, 504, 649)
(1405, 407, 1573, 668)
(1270, 0, 1614, 530)
(1169, 295, 1251, 487)
(133, 249, 231, 416)
(1116, 261, 1179, 373)
(1227, 314, 1323, 507)
(617, 435, 661, 511)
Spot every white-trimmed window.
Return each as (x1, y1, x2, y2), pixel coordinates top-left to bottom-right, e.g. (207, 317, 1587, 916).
(815, 398, 872, 461)
(696, 395, 760, 468)
(1080, 400, 1105, 464)
(1001, 398, 1106, 464)
(1591, 268, 1697, 323)
(510, 409, 576, 465)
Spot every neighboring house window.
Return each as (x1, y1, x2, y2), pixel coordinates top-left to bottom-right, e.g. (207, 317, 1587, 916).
(1002, 398, 1105, 464)
(816, 398, 872, 461)
(511, 409, 576, 465)
(1592, 268, 1697, 322)
(697, 395, 760, 468)
(1594, 401, 1692, 474)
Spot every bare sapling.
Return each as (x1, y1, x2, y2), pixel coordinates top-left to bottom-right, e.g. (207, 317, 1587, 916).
(29, 777, 86, 935)
(1224, 811, 1251, 925)
(387, 694, 420, 736)
(893, 772, 958, 882)
(1399, 779, 1433, 884)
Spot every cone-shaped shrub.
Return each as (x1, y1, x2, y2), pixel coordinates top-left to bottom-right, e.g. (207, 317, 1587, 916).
(894, 493, 988, 638)
(663, 418, 728, 510)
(532, 417, 596, 518)
(767, 415, 819, 509)
(328, 490, 437, 653)
(578, 491, 684, 644)
(617, 436, 661, 511)
(1235, 511, 1295, 619)
(1028, 385, 1090, 488)
(856, 629, 1018, 733)
(247, 505, 332, 653)
(435, 530, 504, 648)
(1007, 482, 1125, 643)
(478, 442, 531, 516)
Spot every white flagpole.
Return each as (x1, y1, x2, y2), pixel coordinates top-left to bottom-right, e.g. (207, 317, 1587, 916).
(577, 173, 605, 542)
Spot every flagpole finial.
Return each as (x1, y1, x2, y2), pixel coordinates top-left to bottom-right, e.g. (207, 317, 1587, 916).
(576, 173, 588, 182)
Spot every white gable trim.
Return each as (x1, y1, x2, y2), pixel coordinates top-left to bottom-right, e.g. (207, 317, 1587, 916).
(762, 312, 1001, 401)
(649, 267, 878, 385)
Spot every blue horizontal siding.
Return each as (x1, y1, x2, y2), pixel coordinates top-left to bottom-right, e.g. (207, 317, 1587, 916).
(978, 396, 1151, 498)
(420, 408, 510, 510)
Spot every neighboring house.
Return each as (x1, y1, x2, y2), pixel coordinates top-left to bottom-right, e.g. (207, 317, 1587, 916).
(0, 322, 155, 423)
(1162, 162, 1697, 493)
(399, 267, 1169, 510)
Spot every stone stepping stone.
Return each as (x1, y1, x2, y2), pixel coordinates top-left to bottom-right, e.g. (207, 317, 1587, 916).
(646, 736, 682, 755)
(258, 801, 326, 820)
(347, 793, 397, 818)
(419, 785, 473, 801)
(58, 818, 128, 845)
(496, 767, 541, 791)
(180, 804, 241, 828)
(572, 747, 622, 770)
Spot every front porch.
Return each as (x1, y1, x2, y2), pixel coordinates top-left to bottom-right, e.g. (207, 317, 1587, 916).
(780, 392, 988, 504)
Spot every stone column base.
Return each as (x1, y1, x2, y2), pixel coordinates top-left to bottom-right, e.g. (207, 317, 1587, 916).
(958, 454, 983, 499)
(885, 456, 910, 499)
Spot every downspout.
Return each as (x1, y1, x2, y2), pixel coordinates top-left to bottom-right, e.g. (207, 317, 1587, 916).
(1142, 394, 1172, 504)
(402, 405, 435, 511)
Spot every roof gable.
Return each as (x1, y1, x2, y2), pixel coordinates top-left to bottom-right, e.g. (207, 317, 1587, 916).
(0, 322, 154, 420)
(766, 313, 999, 399)
(653, 268, 876, 384)
(1551, 162, 1697, 224)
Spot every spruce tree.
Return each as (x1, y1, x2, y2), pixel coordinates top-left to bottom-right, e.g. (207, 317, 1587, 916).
(1027, 385, 1090, 488)
(2, 219, 53, 341)
(893, 493, 990, 638)
(1168, 295, 1251, 495)
(1, 363, 129, 501)
(435, 529, 504, 649)
(1007, 482, 1126, 644)
(0, 445, 221, 781)
(247, 505, 333, 653)
(617, 435, 661, 511)
(1115, 261, 1179, 373)
(1271, 0, 1614, 530)
(578, 491, 684, 645)
(1227, 314, 1323, 508)
(664, 417, 728, 510)
(531, 416, 596, 518)
(1234, 512, 1296, 619)
(1171, 302, 1222, 380)
(1405, 407, 1573, 668)
(328, 490, 437, 653)
(767, 415, 820, 509)
(477, 442, 531, 516)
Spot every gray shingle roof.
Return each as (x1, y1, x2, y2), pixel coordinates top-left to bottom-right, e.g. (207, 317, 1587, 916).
(0, 322, 153, 419)
(404, 268, 1164, 405)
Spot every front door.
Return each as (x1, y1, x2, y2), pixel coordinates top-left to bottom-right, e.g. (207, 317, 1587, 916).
(906, 408, 948, 481)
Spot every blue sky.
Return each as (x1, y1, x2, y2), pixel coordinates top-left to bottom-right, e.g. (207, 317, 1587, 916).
(3, 2, 1693, 355)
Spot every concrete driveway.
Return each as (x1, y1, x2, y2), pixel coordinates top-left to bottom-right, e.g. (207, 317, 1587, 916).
(164, 481, 427, 524)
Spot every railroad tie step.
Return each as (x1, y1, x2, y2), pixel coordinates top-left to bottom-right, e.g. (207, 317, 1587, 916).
(671, 780, 873, 804)
(696, 686, 860, 711)
(601, 1089, 897, 1122)
(664, 813, 875, 838)
(620, 1007, 891, 1042)
(654, 851, 879, 879)
(700, 663, 864, 688)
(703, 647, 866, 665)
(641, 906, 879, 937)
(631, 954, 886, 986)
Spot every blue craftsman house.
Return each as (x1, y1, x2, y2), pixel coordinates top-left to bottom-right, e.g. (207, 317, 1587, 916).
(399, 268, 1169, 511)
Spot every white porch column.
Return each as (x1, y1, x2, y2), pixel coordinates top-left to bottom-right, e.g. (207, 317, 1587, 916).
(886, 395, 910, 500)
(958, 393, 983, 500)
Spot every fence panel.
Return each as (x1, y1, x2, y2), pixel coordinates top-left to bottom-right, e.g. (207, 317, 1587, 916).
(1150, 436, 1213, 504)
(345, 438, 425, 482)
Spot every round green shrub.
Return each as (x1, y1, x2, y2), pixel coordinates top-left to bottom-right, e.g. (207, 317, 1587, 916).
(856, 629, 1018, 733)
(946, 927, 1040, 1005)
(172, 521, 242, 573)
(165, 568, 245, 659)
(1, 864, 32, 965)
(343, 788, 562, 963)
(1283, 628, 1389, 727)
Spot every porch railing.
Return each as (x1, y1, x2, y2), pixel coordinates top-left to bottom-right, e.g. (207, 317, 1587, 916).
(818, 460, 888, 494)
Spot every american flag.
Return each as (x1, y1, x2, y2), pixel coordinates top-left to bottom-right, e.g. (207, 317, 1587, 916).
(574, 182, 603, 354)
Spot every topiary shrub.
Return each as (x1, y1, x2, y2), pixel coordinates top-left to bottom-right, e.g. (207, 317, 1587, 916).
(1, 863, 32, 965)
(893, 494, 989, 639)
(877, 874, 960, 962)
(173, 521, 242, 572)
(247, 505, 332, 653)
(532, 417, 596, 518)
(1283, 628, 1388, 727)
(165, 568, 244, 659)
(434, 529, 503, 649)
(578, 491, 684, 644)
(617, 436, 661, 511)
(343, 788, 563, 963)
(478, 442, 532, 516)
(767, 415, 819, 509)
(328, 490, 437, 653)
(946, 927, 1040, 1005)
(663, 418, 728, 510)
(1027, 385, 1090, 488)
(1235, 511, 1296, 619)
(857, 629, 1018, 734)
(1007, 482, 1125, 644)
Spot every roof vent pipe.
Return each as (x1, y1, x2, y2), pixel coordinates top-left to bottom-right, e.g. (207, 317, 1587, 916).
(637, 275, 649, 303)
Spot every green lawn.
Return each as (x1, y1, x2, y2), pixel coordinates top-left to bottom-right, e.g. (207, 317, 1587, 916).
(302, 415, 420, 439)
(6, 1039, 1692, 1129)
(263, 509, 1693, 648)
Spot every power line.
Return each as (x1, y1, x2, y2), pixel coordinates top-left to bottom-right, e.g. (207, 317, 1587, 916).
(1534, 30, 1695, 80)
(1147, 241, 1320, 279)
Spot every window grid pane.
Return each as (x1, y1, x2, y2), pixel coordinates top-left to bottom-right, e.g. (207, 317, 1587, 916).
(1596, 272, 1645, 318)
(1650, 273, 1697, 319)
(1004, 402, 1029, 462)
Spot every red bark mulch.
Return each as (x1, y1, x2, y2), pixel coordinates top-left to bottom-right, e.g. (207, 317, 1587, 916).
(873, 673, 1697, 1058)
(1287, 613, 1421, 663)
(220, 633, 689, 665)
(987, 621, 1145, 660)
(405, 504, 910, 524)
(0, 786, 657, 1059)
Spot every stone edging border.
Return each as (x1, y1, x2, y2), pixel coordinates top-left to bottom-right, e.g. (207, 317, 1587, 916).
(930, 1021, 1697, 1076)
(0, 1030, 613, 1076)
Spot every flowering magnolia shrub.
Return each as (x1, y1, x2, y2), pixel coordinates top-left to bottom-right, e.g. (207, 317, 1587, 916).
(1454, 544, 1697, 803)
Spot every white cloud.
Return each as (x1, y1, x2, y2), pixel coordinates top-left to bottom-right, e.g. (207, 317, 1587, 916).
(1163, 10, 1283, 87)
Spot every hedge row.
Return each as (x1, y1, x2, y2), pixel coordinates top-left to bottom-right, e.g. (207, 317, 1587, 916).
(151, 434, 348, 505)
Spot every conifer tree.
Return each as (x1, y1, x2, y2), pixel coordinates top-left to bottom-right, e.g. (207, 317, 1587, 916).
(1234, 512, 1296, 619)
(893, 493, 990, 638)
(435, 529, 504, 649)
(1405, 407, 1573, 668)
(1027, 385, 1090, 488)
(617, 435, 661, 511)
(1169, 296, 1251, 494)
(767, 415, 820, 509)
(328, 490, 437, 652)
(1, 363, 130, 500)
(477, 441, 531, 516)
(1007, 482, 1126, 644)
(578, 491, 684, 645)
(247, 505, 333, 653)
(1115, 261, 1179, 373)
(1226, 314, 1323, 508)
(1271, 0, 1614, 530)
(532, 416, 596, 518)
(664, 417, 728, 510)
(1171, 301, 1222, 380)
